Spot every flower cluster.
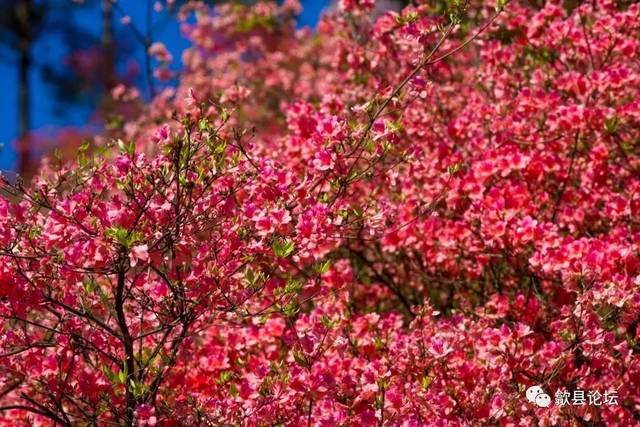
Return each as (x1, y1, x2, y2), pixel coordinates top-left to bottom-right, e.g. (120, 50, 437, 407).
(1, 0, 639, 425)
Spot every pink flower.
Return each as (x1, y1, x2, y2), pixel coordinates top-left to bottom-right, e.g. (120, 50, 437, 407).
(2, 2, 640, 425)
(312, 150, 335, 171)
(220, 85, 251, 104)
(154, 66, 173, 81)
(135, 404, 157, 426)
(129, 244, 149, 267)
(148, 42, 172, 63)
(339, 0, 375, 13)
(111, 84, 127, 100)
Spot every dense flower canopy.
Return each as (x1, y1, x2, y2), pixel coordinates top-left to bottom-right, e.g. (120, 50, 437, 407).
(1, 0, 640, 425)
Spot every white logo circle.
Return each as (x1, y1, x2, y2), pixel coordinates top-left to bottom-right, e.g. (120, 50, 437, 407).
(526, 385, 551, 407)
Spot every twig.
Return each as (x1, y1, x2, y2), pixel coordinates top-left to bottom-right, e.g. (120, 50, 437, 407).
(551, 133, 579, 223)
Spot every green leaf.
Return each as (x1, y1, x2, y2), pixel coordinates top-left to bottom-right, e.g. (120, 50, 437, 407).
(218, 371, 233, 384)
(105, 227, 142, 248)
(374, 337, 385, 350)
(78, 152, 87, 168)
(284, 278, 302, 295)
(221, 108, 230, 122)
(198, 118, 210, 132)
(106, 226, 128, 245)
(377, 377, 390, 389)
(559, 330, 576, 343)
(421, 376, 432, 390)
(246, 268, 256, 285)
(319, 192, 331, 203)
(101, 365, 117, 383)
(315, 260, 331, 275)
(604, 116, 619, 134)
(321, 315, 336, 329)
(364, 139, 376, 153)
(116, 139, 135, 156)
(283, 301, 299, 317)
(292, 350, 308, 367)
(106, 115, 124, 130)
(447, 162, 462, 175)
(28, 226, 41, 240)
(229, 383, 239, 397)
(83, 279, 96, 294)
(272, 238, 295, 258)
(129, 379, 146, 398)
(78, 140, 91, 152)
(381, 141, 392, 153)
(214, 141, 227, 155)
(385, 119, 403, 133)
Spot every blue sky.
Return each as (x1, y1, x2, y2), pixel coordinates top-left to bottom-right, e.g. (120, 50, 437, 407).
(0, 0, 331, 173)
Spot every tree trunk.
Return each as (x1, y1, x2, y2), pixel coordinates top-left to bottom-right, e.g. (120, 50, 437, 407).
(101, 0, 116, 90)
(16, 0, 33, 175)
